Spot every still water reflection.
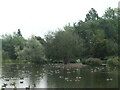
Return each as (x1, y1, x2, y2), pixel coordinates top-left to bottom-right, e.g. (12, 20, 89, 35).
(0, 64, 119, 88)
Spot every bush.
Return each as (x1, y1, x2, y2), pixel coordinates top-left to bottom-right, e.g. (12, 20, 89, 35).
(70, 59, 77, 63)
(84, 58, 102, 66)
(107, 57, 120, 66)
(80, 58, 88, 64)
(17, 36, 45, 63)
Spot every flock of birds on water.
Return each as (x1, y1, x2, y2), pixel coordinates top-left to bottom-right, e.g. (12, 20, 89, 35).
(0, 64, 115, 89)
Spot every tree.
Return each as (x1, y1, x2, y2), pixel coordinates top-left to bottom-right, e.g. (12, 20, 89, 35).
(2, 32, 25, 60)
(45, 25, 84, 64)
(35, 36, 46, 45)
(74, 7, 118, 58)
(103, 7, 116, 20)
(17, 36, 45, 63)
(85, 8, 99, 21)
(93, 38, 108, 59)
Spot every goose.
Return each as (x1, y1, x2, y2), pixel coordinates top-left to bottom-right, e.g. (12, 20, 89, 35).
(2, 83, 7, 88)
(5, 79, 9, 81)
(59, 76, 63, 78)
(20, 81, 23, 84)
(20, 77, 24, 80)
(76, 77, 79, 79)
(78, 77, 82, 79)
(65, 77, 69, 80)
(76, 69, 79, 71)
(110, 78, 113, 80)
(67, 71, 71, 74)
(33, 84, 36, 87)
(67, 69, 69, 71)
(75, 80, 78, 82)
(26, 85, 30, 90)
(106, 78, 113, 81)
(73, 70, 76, 73)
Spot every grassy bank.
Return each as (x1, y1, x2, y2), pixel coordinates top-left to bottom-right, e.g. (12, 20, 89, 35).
(2, 56, 120, 67)
(2, 59, 28, 65)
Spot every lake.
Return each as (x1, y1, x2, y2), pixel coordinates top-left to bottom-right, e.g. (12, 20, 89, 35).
(0, 64, 119, 88)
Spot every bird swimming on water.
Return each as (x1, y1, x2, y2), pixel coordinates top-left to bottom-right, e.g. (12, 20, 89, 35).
(26, 85, 30, 90)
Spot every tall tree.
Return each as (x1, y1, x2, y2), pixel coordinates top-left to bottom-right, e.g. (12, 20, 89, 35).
(17, 36, 45, 63)
(45, 25, 84, 64)
(85, 8, 99, 21)
(2, 32, 25, 60)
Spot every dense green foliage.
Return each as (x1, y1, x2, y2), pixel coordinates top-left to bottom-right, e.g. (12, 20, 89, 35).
(1, 7, 119, 66)
(2, 30, 26, 60)
(45, 26, 84, 64)
(74, 7, 118, 59)
(85, 58, 102, 66)
(107, 57, 120, 66)
(16, 36, 45, 63)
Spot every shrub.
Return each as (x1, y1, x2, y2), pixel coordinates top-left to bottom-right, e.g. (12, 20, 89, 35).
(85, 58, 102, 66)
(70, 59, 77, 63)
(70, 60, 76, 63)
(80, 58, 88, 64)
(17, 36, 45, 63)
(107, 57, 120, 66)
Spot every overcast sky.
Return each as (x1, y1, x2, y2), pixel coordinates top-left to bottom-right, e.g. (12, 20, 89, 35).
(0, 0, 119, 38)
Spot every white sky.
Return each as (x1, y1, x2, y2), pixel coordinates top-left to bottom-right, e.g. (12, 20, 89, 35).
(0, 0, 119, 39)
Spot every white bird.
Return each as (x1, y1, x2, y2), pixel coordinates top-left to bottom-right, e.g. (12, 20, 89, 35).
(78, 77, 82, 79)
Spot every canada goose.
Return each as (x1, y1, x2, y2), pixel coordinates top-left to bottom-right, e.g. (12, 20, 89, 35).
(26, 85, 30, 90)
(73, 70, 76, 72)
(67, 71, 71, 73)
(20, 77, 24, 80)
(78, 77, 82, 79)
(59, 76, 63, 78)
(76, 77, 79, 79)
(106, 78, 113, 81)
(110, 78, 113, 80)
(2, 83, 7, 88)
(67, 69, 69, 70)
(76, 69, 79, 71)
(5, 79, 9, 81)
(20, 81, 23, 84)
(65, 77, 68, 79)
(33, 84, 36, 87)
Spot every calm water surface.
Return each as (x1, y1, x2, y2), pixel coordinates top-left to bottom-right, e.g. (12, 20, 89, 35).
(0, 64, 119, 88)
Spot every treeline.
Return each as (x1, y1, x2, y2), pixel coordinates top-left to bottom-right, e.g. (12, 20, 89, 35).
(1, 7, 119, 65)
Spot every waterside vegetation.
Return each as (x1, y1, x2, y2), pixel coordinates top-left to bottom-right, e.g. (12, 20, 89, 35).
(1, 7, 120, 67)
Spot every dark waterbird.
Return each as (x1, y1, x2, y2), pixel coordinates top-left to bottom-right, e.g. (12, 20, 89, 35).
(20, 77, 24, 80)
(20, 81, 23, 84)
(2, 83, 7, 88)
(26, 85, 30, 90)
(5, 79, 9, 81)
